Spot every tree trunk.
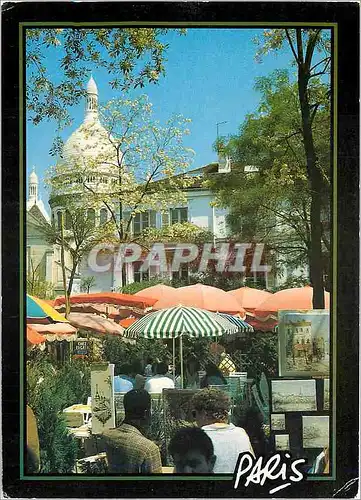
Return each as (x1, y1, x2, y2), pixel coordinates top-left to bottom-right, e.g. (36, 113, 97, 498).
(297, 61, 325, 308)
(60, 214, 71, 318)
(66, 259, 79, 300)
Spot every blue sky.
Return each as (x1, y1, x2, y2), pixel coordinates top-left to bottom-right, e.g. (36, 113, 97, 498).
(26, 28, 295, 208)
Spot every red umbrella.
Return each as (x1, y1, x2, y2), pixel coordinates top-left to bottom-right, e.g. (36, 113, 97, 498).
(227, 287, 272, 316)
(253, 286, 330, 331)
(53, 292, 156, 309)
(153, 284, 246, 317)
(67, 313, 125, 336)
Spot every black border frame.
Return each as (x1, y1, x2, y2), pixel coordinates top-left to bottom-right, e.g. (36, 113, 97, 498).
(2, 2, 359, 498)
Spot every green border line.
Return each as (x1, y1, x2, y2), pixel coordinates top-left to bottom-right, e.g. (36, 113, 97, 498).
(19, 24, 25, 479)
(21, 22, 337, 483)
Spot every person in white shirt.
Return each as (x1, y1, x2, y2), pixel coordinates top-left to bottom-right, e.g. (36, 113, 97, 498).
(144, 362, 175, 394)
(190, 388, 255, 473)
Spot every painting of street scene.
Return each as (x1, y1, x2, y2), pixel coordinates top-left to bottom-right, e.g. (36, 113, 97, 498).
(275, 434, 290, 451)
(279, 310, 330, 376)
(302, 416, 329, 449)
(272, 379, 317, 412)
(323, 379, 330, 410)
(271, 413, 286, 431)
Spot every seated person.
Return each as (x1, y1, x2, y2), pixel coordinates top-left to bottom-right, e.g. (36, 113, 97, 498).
(145, 362, 175, 394)
(200, 363, 227, 388)
(169, 426, 216, 474)
(191, 388, 254, 473)
(101, 389, 162, 474)
(114, 363, 134, 393)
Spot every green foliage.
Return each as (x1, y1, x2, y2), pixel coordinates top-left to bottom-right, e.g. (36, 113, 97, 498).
(119, 277, 171, 295)
(270, 275, 310, 293)
(102, 336, 170, 373)
(239, 333, 278, 380)
(80, 276, 96, 293)
(206, 68, 330, 274)
(26, 259, 55, 299)
(26, 28, 186, 129)
(26, 358, 88, 472)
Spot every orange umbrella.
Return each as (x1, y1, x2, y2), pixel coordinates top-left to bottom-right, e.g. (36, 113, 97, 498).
(227, 287, 272, 316)
(53, 292, 156, 309)
(254, 286, 330, 323)
(118, 317, 137, 328)
(26, 325, 46, 346)
(67, 313, 125, 336)
(135, 284, 177, 301)
(154, 284, 246, 317)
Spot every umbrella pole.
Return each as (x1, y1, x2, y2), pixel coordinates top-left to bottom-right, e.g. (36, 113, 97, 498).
(172, 337, 175, 383)
(180, 335, 184, 389)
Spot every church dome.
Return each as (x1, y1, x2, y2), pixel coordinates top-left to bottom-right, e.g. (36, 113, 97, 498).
(61, 119, 118, 169)
(58, 75, 121, 173)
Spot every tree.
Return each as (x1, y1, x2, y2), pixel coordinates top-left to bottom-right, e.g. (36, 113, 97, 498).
(206, 69, 330, 288)
(48, 95, 197, 271)
(26, 28, 185, 130)
(80, 275, 96, 293)
(255, 29, 331, 308)
(27, 258, 54, 299)
(36, 199, 115, 315)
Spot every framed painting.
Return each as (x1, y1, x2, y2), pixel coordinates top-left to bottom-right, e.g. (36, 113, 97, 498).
(271, 379, 317, 412)
(278, 310, 330, 377)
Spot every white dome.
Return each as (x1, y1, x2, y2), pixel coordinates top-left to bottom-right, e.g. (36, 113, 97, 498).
(61, 120, 120, 169)
(86, 76, 98, 95)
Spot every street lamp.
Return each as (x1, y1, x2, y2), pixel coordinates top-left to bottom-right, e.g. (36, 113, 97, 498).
(216, 121, 228, 140)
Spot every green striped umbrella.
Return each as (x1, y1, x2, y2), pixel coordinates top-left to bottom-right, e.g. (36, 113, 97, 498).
(124, 305, 239, 340)
(124, 306, 239, 388)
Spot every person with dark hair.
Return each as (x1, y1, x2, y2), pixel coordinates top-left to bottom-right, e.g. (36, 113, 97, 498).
(185, 356, 200, 389)
(200, 363, 227, 388)
(132, 359, 146, 390)
(114, 363, 134, 393)
(169, 427, 216, 473)
(101, 389, 162, 474)
(145, 361, 175, 394)
(239, 408, 269, 457)
(191, 388, 254, 473)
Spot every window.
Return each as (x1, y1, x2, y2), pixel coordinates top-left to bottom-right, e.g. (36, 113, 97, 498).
(100, 208, 108, 225)
(170, 208, 188, 225)
(161, 211, 170, 228)
(65, 210, 72, 230)
(87, 208, 96, 227)
(172, 263, 189, 281)
(133, 263, 160, 283)
(57, 211, 63, 229)
(133, 211, 156, 236)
